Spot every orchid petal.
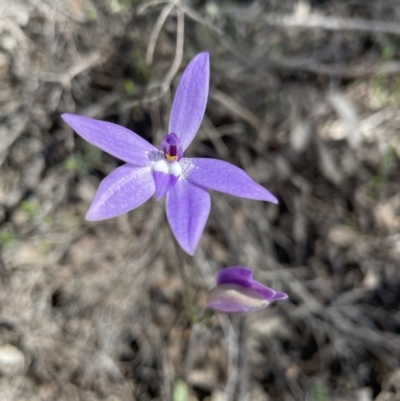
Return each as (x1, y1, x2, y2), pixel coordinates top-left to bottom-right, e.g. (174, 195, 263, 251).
(86, 164, 155, 221)
(166, 179, 210, 255)
(153, 170, 179, 200)
(62, 114, 157, 166)
(217, 266, 253, 286)
(249, 281, 277, 300)
(169, 53, 209, 151)
(184, 158, 278, 203)
(270, 291, 289, 301)
(217, 267, 276, 299)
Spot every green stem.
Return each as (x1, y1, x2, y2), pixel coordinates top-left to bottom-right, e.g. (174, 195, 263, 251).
(177, 262, 198, 323)
(174, 245, 198, 324)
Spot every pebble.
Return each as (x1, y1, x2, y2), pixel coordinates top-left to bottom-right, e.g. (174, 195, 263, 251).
(0, 345, 25, 377)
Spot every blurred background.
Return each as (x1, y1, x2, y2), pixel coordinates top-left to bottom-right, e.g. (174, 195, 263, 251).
(1, 0, 400, 400)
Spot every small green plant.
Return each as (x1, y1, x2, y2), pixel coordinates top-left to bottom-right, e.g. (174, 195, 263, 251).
(84, 142, 102, 166)
(368, 147, 399, 200)
(131, 49, 150, 82)
(64, 155, 79, 172)
(85, 7, 98, 21)
(379, 146, 398, 175)
(268, 43, 284, 57)
(20, 199, 40, 219)
(123, 79, 135, 96)
(172, 380, 190, 401)
(65, 143, 102, 174)
(38, 238, 51, 253)
(369, 175, 385, 201)
(382, 42, 396, 61)
(0, 230, 15, 247)
(311, 381, 329, 401)
(371, 73, 400, 108)
(44, 217, 54, 227)
(109, 0, 124, 13)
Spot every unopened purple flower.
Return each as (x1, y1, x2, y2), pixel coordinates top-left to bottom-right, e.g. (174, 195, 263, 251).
(62, 53, 277, 255)
(207, 267, 287, 314)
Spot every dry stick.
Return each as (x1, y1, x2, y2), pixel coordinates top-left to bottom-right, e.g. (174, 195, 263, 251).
(0, 114, 30, 166)
(288, 273, 400, 362)
(184, 322, 200, 373)
(27, 0, 67, 22)
(180, 2, 222, 35)
(210, 90, 262, 131)
(201, 116, 230, 158)
(264, 13, 400, 36)
(238, 315, 249, 401)
(146, 0, 176, 65)
(0, 19, 32, 47)
(137, 0, 169, 15)
(194, 247, 215, 291)
(212, 9, 400, 79)
(164, 5, 185, 85)
(359, 108, 397, 137)
(123, 3, 184, 110)
(221, 315, 240, 401)
(159, 348, 172, 401)
(267, 56, 400, 79)
(38, 52, 103, 87)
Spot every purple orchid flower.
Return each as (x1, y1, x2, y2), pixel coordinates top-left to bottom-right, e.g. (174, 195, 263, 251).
(207, 266, 288, 314)
(62, 53, 277, 255)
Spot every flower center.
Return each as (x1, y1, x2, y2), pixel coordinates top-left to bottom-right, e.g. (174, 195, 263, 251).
(152, 159, 182, 200)
(153, 159, 182, 176)
(160, 133, 183, 163)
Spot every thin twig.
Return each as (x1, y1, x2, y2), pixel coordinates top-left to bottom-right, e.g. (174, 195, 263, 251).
(124, 3, 184, 110)
(144, 5, 184, 103)
(238, 316, 249, 401)
(200, 116, 231, 158)
(221, 315, 239, 401)
(38, 52, 103, 87)
(180, 2, 222, 35)
(264, 13, 400, 36)
(210, 90, 262, 131)
(163, 5, 184, 87)
(184, 323, 200, 373)
(146, 1, 176, 65)
(267, 56, 400, 78)
(137, 0, 169, 15)
(174, 242, 198, 324)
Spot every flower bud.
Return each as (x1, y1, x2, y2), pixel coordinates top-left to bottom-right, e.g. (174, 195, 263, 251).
(206, 267, 288, 314)
(207, 284, 269, 313)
